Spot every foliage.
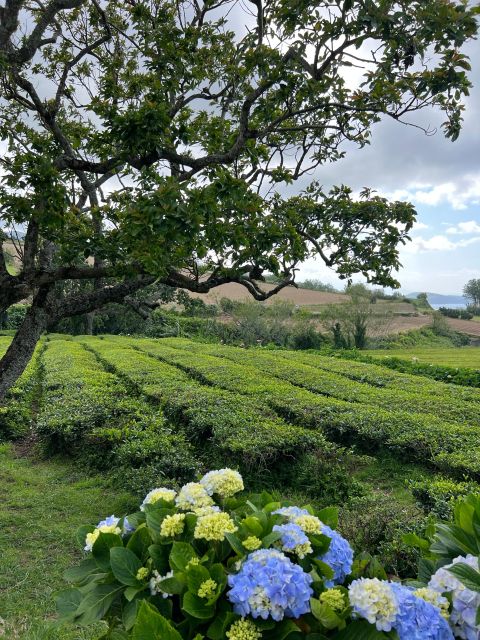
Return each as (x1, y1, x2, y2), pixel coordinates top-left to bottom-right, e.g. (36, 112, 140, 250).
(320, 284, 393, 349)
(297, 280, 339, 294)
(0, 303, 29, 330)
(59, 468, 468, 639)
(463, 280, 480, 307)
(410, 478, 480, 520)
(438, 307, 473, 321)
(36, 339, 199, 494)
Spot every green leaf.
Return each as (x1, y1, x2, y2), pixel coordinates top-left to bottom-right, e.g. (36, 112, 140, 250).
(56, 588, 83, 620)
(262, 531, 282, 548)
(225, 532, 246, 556)
(447, 562, 480, 593)
(93, 532, 123, 571)
(132, 601, 182, 640)
(186, 564, 211, 594)
(317, 507, 338, 529)
(149, 544, 170, 574)
(74, 584, 124, 626)
(182, 591, 215, 619)
(170, 541, 197, 571)
(123, 598, 139, 631)
(242, 516, 264, 537)
(402, 533, 430, 551)
(110, 547, 143, 587)
(310, 599, 342, 629)
(63, 559, 98, 584)
(335, 620, 390, 639)
(127, 525, 152, 562)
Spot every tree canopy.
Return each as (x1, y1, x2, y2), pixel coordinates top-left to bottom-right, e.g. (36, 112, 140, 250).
(0, 0, 478, 396)
(464, 279, 480, 307)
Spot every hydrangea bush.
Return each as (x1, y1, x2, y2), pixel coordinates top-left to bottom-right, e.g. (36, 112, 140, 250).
(58, 469, 480, 639)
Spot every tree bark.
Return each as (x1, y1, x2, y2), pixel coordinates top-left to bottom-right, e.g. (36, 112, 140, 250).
(0, 286, 52, 400)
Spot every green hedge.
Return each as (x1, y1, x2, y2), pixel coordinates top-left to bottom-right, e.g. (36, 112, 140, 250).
(36, 340, 198, 491)
(158, 339, 480, 426)
(81, 337, 327, 472)
(0, 336, 41, 440)
(128, 337, 480, 479)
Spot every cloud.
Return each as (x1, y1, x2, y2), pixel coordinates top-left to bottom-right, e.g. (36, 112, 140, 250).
(404, 234, 480, 254)
(445, 220, 480, 235)
(384, 176, 480, 210)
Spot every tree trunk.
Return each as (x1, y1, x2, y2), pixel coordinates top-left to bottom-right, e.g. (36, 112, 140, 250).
(0, 288, 51, 401)
(85, 311, 94, 335)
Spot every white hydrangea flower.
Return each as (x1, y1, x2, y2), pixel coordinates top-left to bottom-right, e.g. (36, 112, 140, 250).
(140, 487, 176, 511)
(349, 578, 398, 632)
(176, 482, 214, 511)
(200, 469, 244, 497)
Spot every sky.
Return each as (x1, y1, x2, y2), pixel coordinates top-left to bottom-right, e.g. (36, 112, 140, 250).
(296, 37, 480, 295)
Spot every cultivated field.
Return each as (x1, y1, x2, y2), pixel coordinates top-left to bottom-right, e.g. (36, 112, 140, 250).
(368, 346, 480, 368)
(3, 334, 480, 480)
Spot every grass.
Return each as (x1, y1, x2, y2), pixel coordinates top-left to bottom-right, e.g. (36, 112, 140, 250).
(367, 346, 480, 368)
(0, 443, 136, 640)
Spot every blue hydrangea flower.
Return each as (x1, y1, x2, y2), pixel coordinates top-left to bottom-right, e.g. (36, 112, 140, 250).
(97, 515, 120, 528)
(317, 524, 353, 587)
(429, 554, 480, 640)
(227, 549, 313, 621)
(273, 523, 312, 558)
(272, 506, 310, 519)
(389, 582, 454, 640)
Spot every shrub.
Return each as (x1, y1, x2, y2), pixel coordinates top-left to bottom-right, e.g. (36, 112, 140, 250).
(410, 477, 480, 519)
(439, 307, 473, 320)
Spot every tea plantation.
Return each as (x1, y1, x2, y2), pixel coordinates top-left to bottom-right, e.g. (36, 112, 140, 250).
(2, 334, 480, 485)
(2, 334, 480, 637)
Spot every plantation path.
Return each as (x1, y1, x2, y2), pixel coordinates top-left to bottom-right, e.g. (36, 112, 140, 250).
(0, 443, 135, 640)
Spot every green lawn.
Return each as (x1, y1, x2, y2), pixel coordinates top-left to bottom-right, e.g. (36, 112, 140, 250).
(366, 346, 480, 368)
(0, 444, 136, 640)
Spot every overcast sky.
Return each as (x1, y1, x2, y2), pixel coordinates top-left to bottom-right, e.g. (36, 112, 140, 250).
(297, 37, 480, 295)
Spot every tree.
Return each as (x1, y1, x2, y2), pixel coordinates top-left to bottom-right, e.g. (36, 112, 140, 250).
(463, 279, 480, 307)
(0, 0, 478, 399)
(321, 283, 393, 348)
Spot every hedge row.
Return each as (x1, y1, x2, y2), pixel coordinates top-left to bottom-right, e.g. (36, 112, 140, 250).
(323, 349, 480, 389)
(37, 339, 198, 490)
(155, 339, 480, 426)
(81, 337, 326, 469)
(0, 336, 41, 439)
(125, 337, 480, 478)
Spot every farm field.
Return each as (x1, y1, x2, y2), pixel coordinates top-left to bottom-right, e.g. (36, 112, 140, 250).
(368, 346, 480, 368)
(2, 334, 480, 636)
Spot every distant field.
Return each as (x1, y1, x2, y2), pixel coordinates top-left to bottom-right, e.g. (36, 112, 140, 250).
(368, 346, 480, 368)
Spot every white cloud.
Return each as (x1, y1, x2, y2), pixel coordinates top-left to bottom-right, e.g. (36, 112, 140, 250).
(445, 220, 480, 235)
(384, 174, 480, 210)
(404, 234, 480, 254)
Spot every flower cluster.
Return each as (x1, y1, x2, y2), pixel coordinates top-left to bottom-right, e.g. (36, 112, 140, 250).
(273, 507, 352, 585)
(226, 619, 262, 640)
(194, 511, 237, 541)
(317, 524, 353, 587)
(84, 515, 122, 551)
(273, 523, 312, 559)
(429, 554, 480, 640)
(175, 482, 214, 511)
(200, 469, 244, 497)
(319, 588, 346, 612)
(349, 578, 454, 639)
(349, 578, 399, 631)
(140, 487, 176, 511)
(160, 513, 185, 537)
(227, 549, 313, 621)
(389, 582, 453, 640)
(414, 587, 449, 619)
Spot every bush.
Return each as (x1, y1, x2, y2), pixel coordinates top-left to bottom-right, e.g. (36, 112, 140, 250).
(1, 303, 29, 329)
(36, 340, 199, 493)
(410, 477, 480, 519)
(340, 493, 426, 577)
(439, 307, 473, 320)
